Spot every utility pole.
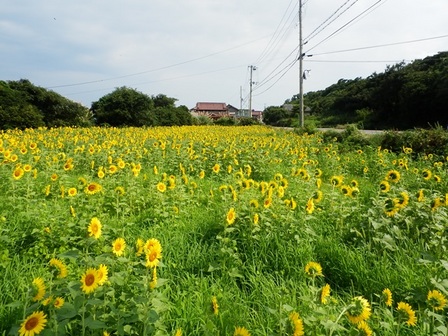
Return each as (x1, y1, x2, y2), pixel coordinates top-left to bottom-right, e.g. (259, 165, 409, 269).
(248, 65, 256, 118)
(298, 0, 304, 127)
(240, 86, 243, 117)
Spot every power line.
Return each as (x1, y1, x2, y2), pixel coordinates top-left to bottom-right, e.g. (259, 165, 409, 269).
(309, 34, 448, 56)
(254, 0, 298, 65)
(304, 0, 358, 43)
(305, 0, 384, 54)
(46, 36, 269, 89)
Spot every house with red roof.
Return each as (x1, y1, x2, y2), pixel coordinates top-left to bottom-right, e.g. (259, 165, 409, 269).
(191, 102, 229, 119)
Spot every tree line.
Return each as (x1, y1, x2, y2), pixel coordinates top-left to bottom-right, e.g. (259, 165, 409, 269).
(0, 80, 194, 129)
(263, 51, 448, 130)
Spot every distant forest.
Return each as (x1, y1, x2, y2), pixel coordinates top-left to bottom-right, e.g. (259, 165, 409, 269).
(287, 51, 448, 130)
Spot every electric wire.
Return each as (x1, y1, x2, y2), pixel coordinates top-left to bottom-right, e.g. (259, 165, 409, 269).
(305, 0, 383, 54)
(254, 0, 297, 65)
(304, 0, 358, 43)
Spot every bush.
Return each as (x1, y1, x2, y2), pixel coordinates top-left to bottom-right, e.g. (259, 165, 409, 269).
(237, 117, 260, 126)
(214, 117, 236, 126)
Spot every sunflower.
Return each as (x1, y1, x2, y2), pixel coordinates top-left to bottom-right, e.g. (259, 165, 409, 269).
(149, 266, 158, 289)
(427, 289, 447, 311)
(346, 296, 371, 324)
(314, 168, 323, 177)
(422, 169, 432, 180)
(174, 329, 182, 336)
(417, 189, 424, 202)
(386, 170, 401, 183)
(84, 182, 102, 195)
(136, 238, 145, 257)
(70, 205, 76, 217)
(12, 167, 25, 180)
(67, 187, 77, 197)
(234, 326, 251, 336)
(157, 182, 167, 193)
(49, 258, 68, 278)
(330, 175, 343, 187)
(431, 197, 443, 211)
(53, 297, 64, 309)
(395, 191, 409, 209)
(253, 213, 259, 225)
(263, 198, 272, 208)
(199, 170, 205, 179)
(88, 217, 102, 239)
(384, 199, 399, 217)
(32, 277, 46, 302)
(112, 238, 126, 257)
(145, 249, 161, 268)
(288, 311, 304, 336)
(304, 261, 323, 278)
(321, 284, 331, 304)
(382, 288, 393, 307)
(81, 268, 100, 294)
(97, 264, 109, 285)
(397, 301, 417, 326)
(306, 198, 315, 214)
(341, 185, 352, 196)
(19, 311, 47, 336)
(145, 238, 162, 255)
(312, 190, 323, 203)
(249, 199, 259, 208)
(115, 186, 125, 196)
(226, 208, 236, 225)
(379, 180, 390, 193)
(434, 175, 441, 183)
(212, 164, 220, 173)
(356, 321, 372, 336)
(211, 296, 219, 316)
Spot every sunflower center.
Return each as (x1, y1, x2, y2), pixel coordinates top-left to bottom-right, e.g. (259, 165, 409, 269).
(88, 185, 96, 191)
(115, 243, 122, 251)
(85, 273, 95, 286)
(25, 317, 38, 330)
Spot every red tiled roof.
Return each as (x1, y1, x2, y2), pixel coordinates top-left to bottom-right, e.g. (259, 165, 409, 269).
(195, 102, 227, 111)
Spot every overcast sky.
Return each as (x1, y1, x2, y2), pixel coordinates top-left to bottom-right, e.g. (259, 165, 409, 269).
(2, 0, 447, 111)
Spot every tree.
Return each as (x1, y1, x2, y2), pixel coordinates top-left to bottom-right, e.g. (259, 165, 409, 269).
(262, 106, 289, 125)
(7, 79, 92, 127)
(91, 87, 156, 126)
(0, 81, 45, 129)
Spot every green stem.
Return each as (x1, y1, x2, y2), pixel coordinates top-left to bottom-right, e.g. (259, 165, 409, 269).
(329, 305, 351, 336)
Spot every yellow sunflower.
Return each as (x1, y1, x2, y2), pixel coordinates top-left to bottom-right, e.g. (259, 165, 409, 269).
(53, 297, 64, 309)
(19, 311, 47, 336)
(97, 264, 109, 285)
(397, 301, 417, 326)
(145, 238, 162, 255)
(174, 328, 182, 336)
(386, 170, 400, 183)
(427, 289, 447, 311)
(145, 249, 162, 268)
(67, 187, 77, 197)
(346, 296, 371, 324)
(422, 169, 432, 180)
(136, 238, 145, 256)
(112, 238, 126, 257)
(212, 164, 220, 173)
(417, 189, 424, 202)
(84, 182, 102, 195)
(382, 288, 393, 307)
(379, 180, 390, 193)
(80, 268, 100, 294)
(12, 167, 25, 180)
(157, 182, 167, 193)
(306, 198, 315, 214)
(263, 198, 273, 208)
(253, 213, 259, 225)
(304, 261, 323, 278)
(289, 311, 304, 336)
(49, 258, 68, 279)
(321, 284, 331, 304)
(211, 296, 219, 316)
(88, 217, 102, 239)
(330, 175, 343, 187)
(32, 277, 46, 302)
(234, 326, 251, 336)
(226, 208, 236, 225)
(356, 321, 372, 336)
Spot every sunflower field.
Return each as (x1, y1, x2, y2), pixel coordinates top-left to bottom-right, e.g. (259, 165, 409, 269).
(0, 125, 447, 336)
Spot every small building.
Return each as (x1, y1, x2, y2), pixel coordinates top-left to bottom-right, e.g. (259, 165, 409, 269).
(191, 102, 229, 120)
